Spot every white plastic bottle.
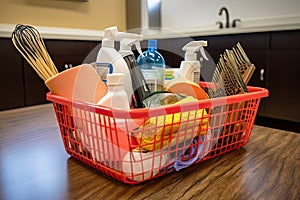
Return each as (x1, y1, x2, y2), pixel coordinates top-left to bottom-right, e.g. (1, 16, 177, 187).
(97, 73, 130, 109)
(95, 26, 133, 103)
(179, 40, 208, 83)
(94, 73, 136, 169)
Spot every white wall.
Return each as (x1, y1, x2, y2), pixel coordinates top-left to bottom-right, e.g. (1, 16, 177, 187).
(161, 0, 300, 29)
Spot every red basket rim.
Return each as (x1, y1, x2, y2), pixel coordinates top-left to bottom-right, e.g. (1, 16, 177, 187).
(46, 83, 268, 119)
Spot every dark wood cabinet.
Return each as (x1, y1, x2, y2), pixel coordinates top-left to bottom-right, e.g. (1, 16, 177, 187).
(46, 40, 100, 71)
(266, 49, 300, 122)
(1, 38, 99, 110)
(23, 61, 49, 106)
(0, 38, 25, 110)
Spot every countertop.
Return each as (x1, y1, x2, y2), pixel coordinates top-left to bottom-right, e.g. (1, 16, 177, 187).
(0, 104, 299, 200)
(1, 15, 300, 40)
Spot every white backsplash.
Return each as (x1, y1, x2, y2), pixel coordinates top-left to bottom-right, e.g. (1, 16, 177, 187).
(160, 0, 300, 30)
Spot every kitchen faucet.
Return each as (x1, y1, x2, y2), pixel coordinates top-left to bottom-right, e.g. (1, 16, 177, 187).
(218, 7, 230, 28)
(216, 7, 241, 29)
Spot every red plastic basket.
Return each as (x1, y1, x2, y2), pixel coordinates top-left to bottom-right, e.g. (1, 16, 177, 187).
(47, 83, 268, 184)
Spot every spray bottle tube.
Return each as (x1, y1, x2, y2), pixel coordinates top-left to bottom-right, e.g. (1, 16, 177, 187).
(117, 32, 151, 108)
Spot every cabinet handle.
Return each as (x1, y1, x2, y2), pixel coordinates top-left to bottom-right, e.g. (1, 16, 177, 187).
(260, 69, 264, 81)
(64, 64, 73, 69)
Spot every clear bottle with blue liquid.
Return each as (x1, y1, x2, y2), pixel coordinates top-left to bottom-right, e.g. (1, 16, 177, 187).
(137, 40, 165, 92)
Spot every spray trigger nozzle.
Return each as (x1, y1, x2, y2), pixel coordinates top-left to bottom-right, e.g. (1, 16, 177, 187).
(116, 32, 143, 56)
(183, 40, 208, 61)
(104, 26, 118, 39)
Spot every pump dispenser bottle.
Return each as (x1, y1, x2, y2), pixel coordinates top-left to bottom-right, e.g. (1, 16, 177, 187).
(95, 26, 133, 103)
(117, 32, 150, 108)
(179, 40, 208, 83)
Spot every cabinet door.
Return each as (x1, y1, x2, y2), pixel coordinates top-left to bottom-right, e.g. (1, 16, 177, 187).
(0, 38, 25, 110)
(23, 61, 49, 106)
(266, 49, 300, 122)
(245, 50, 269, 116)
(45, 40, 99, 71)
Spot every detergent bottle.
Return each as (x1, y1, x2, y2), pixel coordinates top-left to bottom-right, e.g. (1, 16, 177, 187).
(179, 40, 208, 83)
(117, 32, 151, 108)
(95, 26, 133, 102)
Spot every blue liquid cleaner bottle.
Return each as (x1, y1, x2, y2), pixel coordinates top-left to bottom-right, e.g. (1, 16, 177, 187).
(137, 40, 166, 92)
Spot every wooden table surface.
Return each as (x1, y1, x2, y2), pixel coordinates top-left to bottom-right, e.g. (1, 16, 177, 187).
(0, 104, 299, 200)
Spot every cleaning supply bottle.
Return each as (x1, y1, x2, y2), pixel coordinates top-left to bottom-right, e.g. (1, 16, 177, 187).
(179, 40, 208, 84)
(96, 73, 130, 109)
(165, 41, 210, 101)
(137, 40, 166, 92)
(117, 32, 151, 108)
(96, 73, 141, 164)
(95, 26, 133, 103)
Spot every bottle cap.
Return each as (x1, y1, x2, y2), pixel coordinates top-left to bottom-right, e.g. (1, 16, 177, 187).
(148, 40, 157, 50)
(102, 26, 118, 47)
(107, 73, 124, 85)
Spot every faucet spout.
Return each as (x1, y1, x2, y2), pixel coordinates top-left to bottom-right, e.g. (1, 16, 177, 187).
(218, 7, 230, 28)
(232, 19, 241, 28)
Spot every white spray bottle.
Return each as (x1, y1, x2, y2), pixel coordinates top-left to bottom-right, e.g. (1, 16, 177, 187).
(179, 40, 208, 84)
(117, 32, 150, 108)
(95, 26, 133, 103)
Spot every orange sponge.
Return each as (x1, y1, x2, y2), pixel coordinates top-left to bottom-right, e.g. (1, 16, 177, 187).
(166, 80, 209, 100)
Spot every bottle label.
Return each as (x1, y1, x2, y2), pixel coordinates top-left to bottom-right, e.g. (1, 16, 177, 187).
(141, 69, 156, 92)
(193, 70, 200, 84)
(146, 78, 157, 92)
(95, 62, 113, 83)
(153, 67, 165, 91)
(141, 68, 165, 92)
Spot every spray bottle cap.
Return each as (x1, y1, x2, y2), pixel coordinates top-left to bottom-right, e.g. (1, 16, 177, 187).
(116, 32, 143, 56)
(183, 40, 208, 61)
(102, 26, 118, 47)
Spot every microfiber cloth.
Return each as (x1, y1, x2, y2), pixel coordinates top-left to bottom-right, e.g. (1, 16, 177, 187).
(160, 127, 221, 173)
(173, 135, 204, 171)
(174, 129, 213, 171)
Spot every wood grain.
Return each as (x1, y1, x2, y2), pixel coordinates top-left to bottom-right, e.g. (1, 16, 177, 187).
(0, 104, 299, 200)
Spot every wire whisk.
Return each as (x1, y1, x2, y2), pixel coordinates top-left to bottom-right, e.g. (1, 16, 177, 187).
(12, 24, 58, 81)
